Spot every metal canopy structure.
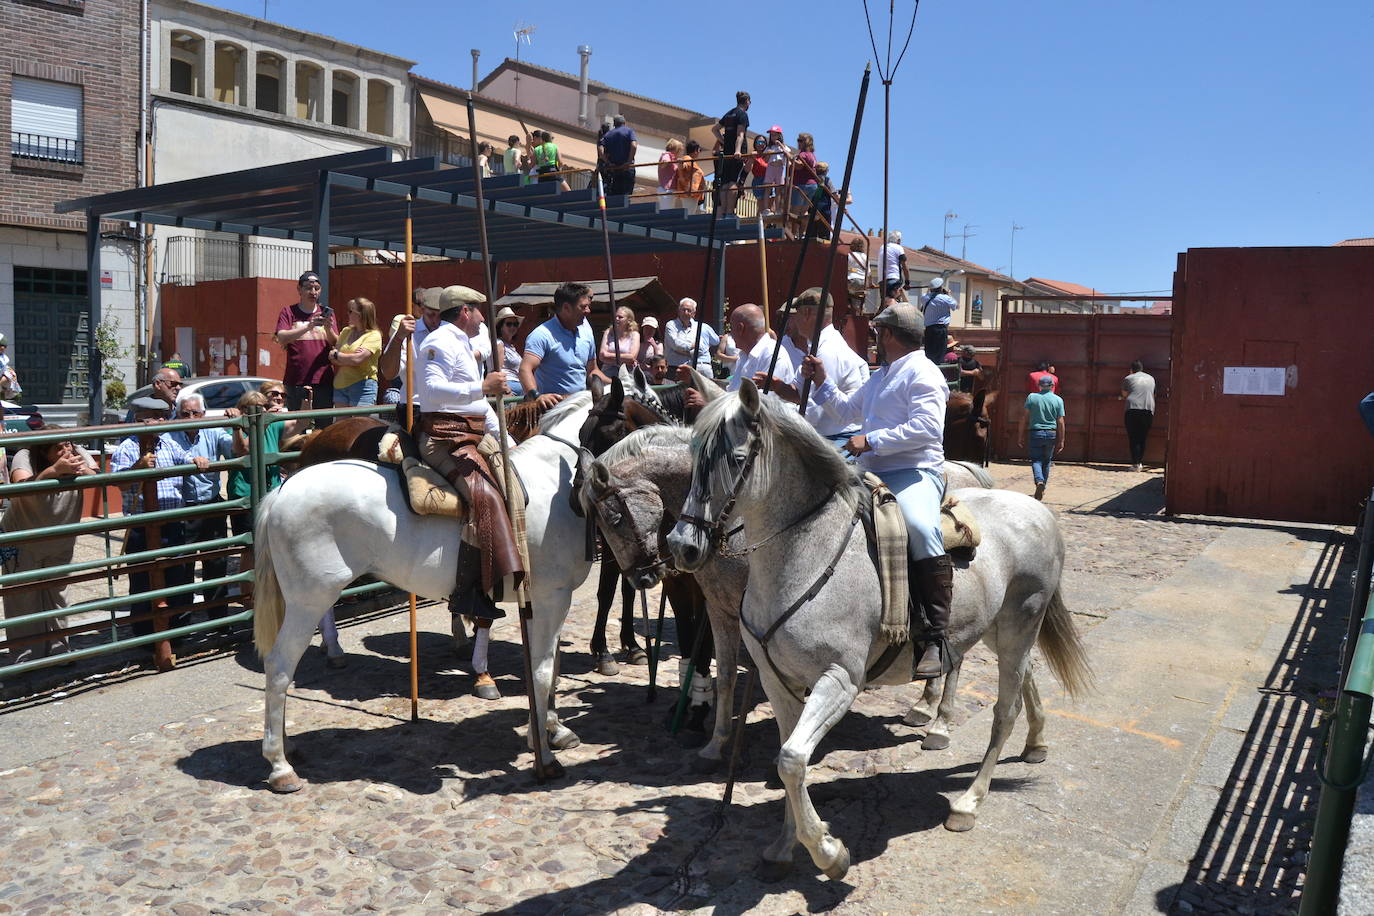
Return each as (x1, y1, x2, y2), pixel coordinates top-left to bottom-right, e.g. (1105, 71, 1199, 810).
(58, 147, 775, 421)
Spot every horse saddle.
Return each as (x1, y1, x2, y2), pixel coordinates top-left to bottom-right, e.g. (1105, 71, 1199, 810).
(861, 473, 981, 649)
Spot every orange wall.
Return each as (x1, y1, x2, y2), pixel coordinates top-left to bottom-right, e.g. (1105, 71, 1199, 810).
(159, 278, 299, 379)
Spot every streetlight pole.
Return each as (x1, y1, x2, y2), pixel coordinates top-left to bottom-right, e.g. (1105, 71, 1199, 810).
(943, 209, 958, 251)
(1010, 221, 1024, 279)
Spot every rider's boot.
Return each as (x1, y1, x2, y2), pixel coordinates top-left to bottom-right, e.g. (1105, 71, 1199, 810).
(912, 554, 955, 680)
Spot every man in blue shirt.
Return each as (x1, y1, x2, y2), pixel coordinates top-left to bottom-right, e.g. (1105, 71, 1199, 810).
(519, 282, 610, 409)
(919, 277, 957, 364)
(599, 115, 638, 197)
(172, 393, 237, 615)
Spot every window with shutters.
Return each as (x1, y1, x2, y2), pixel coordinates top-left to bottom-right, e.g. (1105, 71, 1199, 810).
(10, 76, 83, 164)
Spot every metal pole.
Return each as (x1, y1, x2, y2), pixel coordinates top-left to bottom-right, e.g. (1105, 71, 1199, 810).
(757, 217, 771, 334)
(466, 92, 549, 783)
(797, 64, 871, 410)
(1341, 487, 1374, 680)
(85, 210, 103, 428)
(596, 173, 621, 371)
(881, 79, 890, 267)
(404, 197, 419, 724)
(763, 64, 871, 394)
(690, 173, 725, 368)
(1300, 688, 1373, 914)
(312, 171, 331, 310)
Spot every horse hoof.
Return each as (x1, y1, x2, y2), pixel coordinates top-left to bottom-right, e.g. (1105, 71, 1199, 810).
(922, 732, 950, 751)
(473, 673, 501, 700)
(268, 772, 303, 794)
(822, 843, 851, 881)
(1023, 746, 1049, 764)
(945, 811, 976, 832)
(623, 646, 649, 666)
(548, 728, 581, 751)
(903, 707, 933, 727)
(593, 652, 619, 677)
(758, 859, 792, 883)
(690, 753, 723, 774)
(325, 654, 347, 670)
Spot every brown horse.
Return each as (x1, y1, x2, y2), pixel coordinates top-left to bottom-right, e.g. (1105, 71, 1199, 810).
(286, 400, 557, 470)
(944, 389, 995, 466)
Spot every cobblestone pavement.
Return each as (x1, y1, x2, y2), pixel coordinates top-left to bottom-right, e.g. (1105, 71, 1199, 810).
(0, 461, 1345, 914)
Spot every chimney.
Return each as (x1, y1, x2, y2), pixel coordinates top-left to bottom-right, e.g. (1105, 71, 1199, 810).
(577, 45, 592, 128)
(470, 49, 480, 92)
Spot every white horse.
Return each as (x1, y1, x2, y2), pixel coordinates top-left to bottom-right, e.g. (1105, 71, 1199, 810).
(252, 393, 597, 791)
(667, 382, 1092, 881)
(582, 426, 995, 771)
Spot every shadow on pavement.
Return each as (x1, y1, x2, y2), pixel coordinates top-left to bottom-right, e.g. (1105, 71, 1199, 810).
(1154, 530, 1350, 914)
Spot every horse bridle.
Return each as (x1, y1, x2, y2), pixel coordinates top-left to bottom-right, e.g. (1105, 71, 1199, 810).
(677, 419, 764, 555)
(587, 483, 667, 579)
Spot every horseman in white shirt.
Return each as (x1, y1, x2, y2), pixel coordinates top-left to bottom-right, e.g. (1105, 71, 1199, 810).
(416, 286, 520, 699)
(798, 302, 954, 679)
(727, 303, 794, 392)
(773, 288, 870, 446)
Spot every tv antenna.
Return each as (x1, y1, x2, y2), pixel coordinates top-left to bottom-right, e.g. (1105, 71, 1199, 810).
(513, 23, 536, 108)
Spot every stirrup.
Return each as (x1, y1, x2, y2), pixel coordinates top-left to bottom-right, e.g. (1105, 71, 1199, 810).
(913, 638, 951, 680)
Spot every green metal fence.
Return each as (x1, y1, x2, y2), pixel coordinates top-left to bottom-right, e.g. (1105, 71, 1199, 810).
(0, 402, 396, 677)
(1301, 489, 1374, 914)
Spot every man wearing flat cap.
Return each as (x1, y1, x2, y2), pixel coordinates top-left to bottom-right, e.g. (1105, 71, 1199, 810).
(798, 302, 954, 679)
(771, 287, 870, 446)
(415, 285, 520, 699)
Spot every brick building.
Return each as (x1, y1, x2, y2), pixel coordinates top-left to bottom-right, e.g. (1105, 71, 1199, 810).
(0, 0, 141, 404)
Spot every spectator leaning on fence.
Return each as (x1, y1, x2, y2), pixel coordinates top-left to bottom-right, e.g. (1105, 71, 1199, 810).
(172, 393, 237, 616)
(2, 426, 96, 665)
(111, 396, 200, 638)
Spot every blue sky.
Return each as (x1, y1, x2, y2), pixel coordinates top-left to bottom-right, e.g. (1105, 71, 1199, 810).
(231, 0, 1371, 293)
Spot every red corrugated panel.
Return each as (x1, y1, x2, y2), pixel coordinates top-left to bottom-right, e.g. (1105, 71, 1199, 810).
(1165, 246, 1374, 524)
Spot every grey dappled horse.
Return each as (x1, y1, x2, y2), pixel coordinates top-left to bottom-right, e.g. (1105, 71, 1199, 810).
(580, 425, 995, 770)
(666, 382, 1092, 881)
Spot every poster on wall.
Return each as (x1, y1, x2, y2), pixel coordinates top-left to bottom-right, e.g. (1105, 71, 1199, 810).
(207, 337, 225, 376)
(1222, 366, 1285, 396)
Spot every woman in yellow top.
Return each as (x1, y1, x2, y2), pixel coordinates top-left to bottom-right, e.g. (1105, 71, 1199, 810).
(329, 297, 382, 406)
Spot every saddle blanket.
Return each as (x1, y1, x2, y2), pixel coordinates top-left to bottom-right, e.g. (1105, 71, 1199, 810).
(863, 472, 983, 646)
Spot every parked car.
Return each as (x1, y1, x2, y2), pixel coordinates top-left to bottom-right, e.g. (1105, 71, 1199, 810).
(126, 376, 275, 419)
(2, 402, 42, 432)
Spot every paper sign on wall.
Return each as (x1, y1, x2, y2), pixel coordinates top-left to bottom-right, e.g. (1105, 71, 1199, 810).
(1223, 366, 1285, 396)
(259, 348, 271, 367)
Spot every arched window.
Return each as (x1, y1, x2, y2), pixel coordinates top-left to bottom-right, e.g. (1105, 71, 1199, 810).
(366, 79, 391, 136)
(294, 61, 322, 121)
(168, 30, 203, 96)
(331, 71, 357, 129)
(255, 52, 283, 114)
(213, 41, 246, 105)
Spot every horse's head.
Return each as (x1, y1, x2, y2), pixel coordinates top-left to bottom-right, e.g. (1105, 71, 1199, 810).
(668, 380, 764, 572)
(582, 458, 669, 589)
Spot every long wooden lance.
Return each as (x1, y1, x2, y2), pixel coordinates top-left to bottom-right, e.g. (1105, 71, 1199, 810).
(404, 196, 420, 723)
(797, 64, 872, 410)
(763, 65, 872, 395)
(757, 216, 770, 334)
(465, 93, 549, 783)
(596, 173, 621, 370)
(689, 164, 725, 369)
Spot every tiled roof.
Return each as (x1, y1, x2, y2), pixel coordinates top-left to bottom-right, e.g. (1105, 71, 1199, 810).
(918, 246, 1015, 282)
(478, 58, 715, 122)
(1335, 237, 1374, 246)
(1023, 277, 1102, 297)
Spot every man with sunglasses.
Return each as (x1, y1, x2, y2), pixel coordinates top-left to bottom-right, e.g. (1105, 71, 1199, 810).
(123, 366, 183, 422)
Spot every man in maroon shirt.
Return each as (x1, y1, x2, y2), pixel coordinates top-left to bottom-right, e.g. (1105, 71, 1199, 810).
(274, 271, 338, 421)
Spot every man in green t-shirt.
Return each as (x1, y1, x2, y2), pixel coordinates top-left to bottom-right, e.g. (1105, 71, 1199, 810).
(1018, 374, 1065, 501)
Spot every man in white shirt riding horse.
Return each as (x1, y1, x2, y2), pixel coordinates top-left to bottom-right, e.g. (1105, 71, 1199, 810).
(798, 302, 954, 679)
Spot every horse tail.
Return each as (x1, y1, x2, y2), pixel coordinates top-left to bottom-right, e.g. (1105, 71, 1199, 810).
(252, 487, 287, 658)
(1037, 589, 1094, 700)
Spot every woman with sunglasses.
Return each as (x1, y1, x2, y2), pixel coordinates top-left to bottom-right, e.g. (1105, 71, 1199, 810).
(493, 307, 524, 396)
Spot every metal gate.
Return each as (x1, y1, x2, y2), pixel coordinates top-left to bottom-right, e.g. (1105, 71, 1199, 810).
(994, 311, 1172, 464)
(13, 266, 90, 403)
